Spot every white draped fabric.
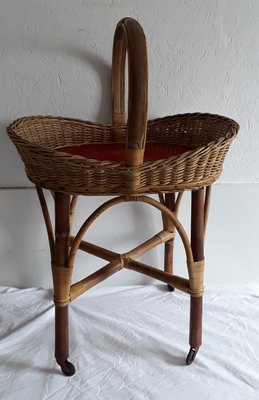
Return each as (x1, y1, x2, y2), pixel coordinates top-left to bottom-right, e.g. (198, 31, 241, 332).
(1, 284, 259, 399)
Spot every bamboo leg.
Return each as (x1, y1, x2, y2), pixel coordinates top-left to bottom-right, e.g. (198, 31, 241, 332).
(163, 193, 176, 291)
(186, 188, 204, 365)
(54, 192, 75, 376)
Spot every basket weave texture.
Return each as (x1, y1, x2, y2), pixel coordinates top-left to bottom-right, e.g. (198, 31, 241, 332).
(7, 113, 238, 195)
(7, 18, 239, 195)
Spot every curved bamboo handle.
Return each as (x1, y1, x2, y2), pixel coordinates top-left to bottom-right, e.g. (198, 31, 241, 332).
(112, 18, 148, 167)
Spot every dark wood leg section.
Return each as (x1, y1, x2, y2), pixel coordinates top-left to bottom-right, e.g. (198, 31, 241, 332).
(186, 297, 203, 364)
(55, 306, 75, 376)
(165, 240, 175, 291)
(164, 193, 176, 292)
(186, 188, 204, 365)
(54, 193, 75, 376)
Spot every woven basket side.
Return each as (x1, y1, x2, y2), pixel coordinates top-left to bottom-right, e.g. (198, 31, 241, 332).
(7, 113, 239, 195)
(147, 113, 238, 148)
(9, 117, 126, 150)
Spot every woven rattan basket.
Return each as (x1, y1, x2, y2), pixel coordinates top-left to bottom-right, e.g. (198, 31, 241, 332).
(7, 18, 239, 196)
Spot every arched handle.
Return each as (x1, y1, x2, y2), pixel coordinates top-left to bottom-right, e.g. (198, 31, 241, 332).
(112, 18, 148, 167)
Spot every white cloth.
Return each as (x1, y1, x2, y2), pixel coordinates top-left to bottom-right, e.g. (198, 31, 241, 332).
(0, 284, 259, 399)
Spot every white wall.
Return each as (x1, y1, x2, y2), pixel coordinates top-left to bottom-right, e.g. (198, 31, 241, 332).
(0, 1, 258, 288)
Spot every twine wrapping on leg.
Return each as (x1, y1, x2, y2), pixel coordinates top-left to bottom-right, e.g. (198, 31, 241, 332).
(187, 260, 204, 297)
(51, 263, 73, 307)
(155, 230, 175, 242)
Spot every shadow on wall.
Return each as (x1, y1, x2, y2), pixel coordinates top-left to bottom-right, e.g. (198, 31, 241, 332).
(63, 47, 112, 124)
(0, 43, 112, 187)
(0, 120, 29, 187)
(0, 188, 53, 288)
(9, 43, 113, 122)
(37, 43, 113, 123)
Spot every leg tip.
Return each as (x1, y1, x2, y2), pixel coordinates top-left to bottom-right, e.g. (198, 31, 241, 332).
(168, 285, 175, 292)
(186, 347, 199, 365)
(59, 359, 76, 376)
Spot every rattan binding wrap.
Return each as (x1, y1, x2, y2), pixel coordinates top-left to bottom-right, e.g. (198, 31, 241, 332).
(7, 18, 239, 196)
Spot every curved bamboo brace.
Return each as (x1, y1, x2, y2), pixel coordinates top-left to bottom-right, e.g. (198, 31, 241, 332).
(112, 17, 148, 166)
(158, 193, 165, 206)
(69, 195, 78, 231)
(36, 186, 55, 261)
(69, 195, 193, 269)
(159, 192, 183, 215)
(69, 196, 127, 267)
(159, 192, 184, 232)
(175, 191, 184, 214)
(138, 196, 193, 262)
(159, 191, 185, 291)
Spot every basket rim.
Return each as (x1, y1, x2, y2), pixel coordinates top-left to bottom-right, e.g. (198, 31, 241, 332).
(7, 111, 240, 130)
(7, 112, 239, 169)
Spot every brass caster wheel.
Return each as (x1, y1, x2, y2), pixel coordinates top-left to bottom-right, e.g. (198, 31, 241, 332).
(186, 347, 199, 365)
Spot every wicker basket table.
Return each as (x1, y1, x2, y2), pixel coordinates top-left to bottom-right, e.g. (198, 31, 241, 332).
(7, 17, 239, 375)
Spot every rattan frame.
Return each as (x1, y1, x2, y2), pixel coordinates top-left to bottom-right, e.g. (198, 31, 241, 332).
(7, 17, 239, 375)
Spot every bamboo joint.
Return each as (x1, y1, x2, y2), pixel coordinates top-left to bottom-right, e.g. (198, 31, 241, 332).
(187, 260, 205, 297)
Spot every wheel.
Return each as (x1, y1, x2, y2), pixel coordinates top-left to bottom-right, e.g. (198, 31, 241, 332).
(186, 347, 198, 365)
(60, 359, 76, 376)
(168, 285, 175, 292)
